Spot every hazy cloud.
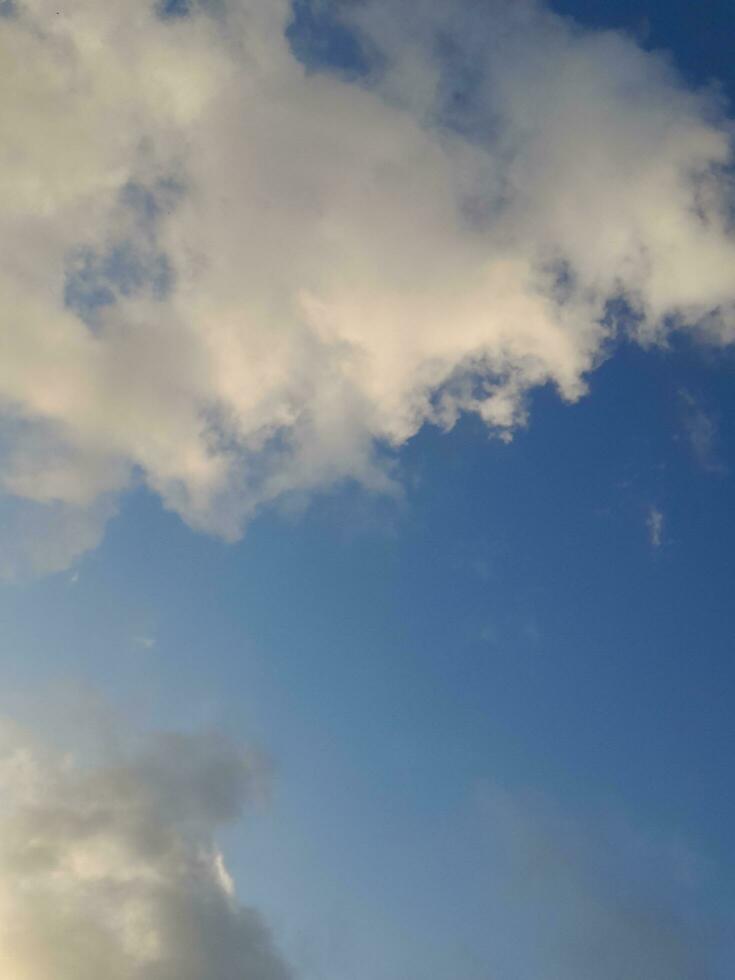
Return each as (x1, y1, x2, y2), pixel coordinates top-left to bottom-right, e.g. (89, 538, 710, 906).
(2, 0, 735, 573)
(133, 634, 157, 650)
(475, 783, 719, 980)
(0, 718, 291, 979)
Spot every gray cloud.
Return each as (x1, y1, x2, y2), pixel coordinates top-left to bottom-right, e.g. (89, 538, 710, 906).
(2, 0, 735, 574)
(0, 719, 291, 979)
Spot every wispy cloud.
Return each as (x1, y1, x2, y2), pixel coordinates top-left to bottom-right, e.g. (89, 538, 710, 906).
(647, 505, 664, 549)
(678, 389, 726, 473)
(2, 0, 735, 574)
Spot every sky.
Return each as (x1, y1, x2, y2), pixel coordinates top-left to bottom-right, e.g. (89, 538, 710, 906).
(1, 1, 735, 978)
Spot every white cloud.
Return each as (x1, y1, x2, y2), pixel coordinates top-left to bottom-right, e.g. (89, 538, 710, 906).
(0, 717, 291, 979)
(2, 0, 735, 573)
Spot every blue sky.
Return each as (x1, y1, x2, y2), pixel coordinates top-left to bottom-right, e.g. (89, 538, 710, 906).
(4, 334, 735, 976)
(1, 1, 735, 978)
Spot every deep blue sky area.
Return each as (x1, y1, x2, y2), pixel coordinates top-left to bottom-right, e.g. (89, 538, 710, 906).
(2, 2, 735, 978)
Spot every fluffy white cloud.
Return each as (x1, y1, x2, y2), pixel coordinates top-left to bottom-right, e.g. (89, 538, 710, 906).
(2, 0, 735, 573)
(0, 718, 291, 979)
